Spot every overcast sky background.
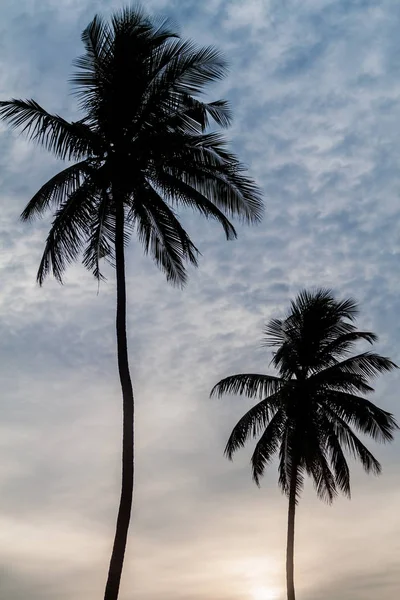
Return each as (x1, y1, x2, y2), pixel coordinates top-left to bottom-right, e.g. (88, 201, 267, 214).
(0, 1, 400, 599)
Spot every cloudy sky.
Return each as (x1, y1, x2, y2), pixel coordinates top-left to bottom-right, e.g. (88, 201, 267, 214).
(1, 0, 400, 599)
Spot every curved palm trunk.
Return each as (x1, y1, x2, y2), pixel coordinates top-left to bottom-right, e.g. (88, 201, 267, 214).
(286, 467, 298, 600)
(104, 199, 134, 600)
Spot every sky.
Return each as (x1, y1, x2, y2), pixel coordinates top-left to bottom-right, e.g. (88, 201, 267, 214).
(0, 0, 399, 599)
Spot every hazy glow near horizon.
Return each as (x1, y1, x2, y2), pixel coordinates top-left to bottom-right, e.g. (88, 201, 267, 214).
(251, 585, 282, 600)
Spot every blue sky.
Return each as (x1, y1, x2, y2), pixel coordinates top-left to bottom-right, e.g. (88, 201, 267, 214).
(0, 1, 399, 599)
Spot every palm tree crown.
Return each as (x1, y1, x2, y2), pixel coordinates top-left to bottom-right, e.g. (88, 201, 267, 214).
(0, 6, 262, 285)
(211, 289, 398, 501)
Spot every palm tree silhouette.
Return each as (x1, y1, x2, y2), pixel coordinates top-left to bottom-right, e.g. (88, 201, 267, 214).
(0, 7, 262, 600)
(211, 289, 398, 600)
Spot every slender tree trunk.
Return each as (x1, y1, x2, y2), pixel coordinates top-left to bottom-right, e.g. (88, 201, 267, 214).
(286, 466, 298, 600)
(104, 198, 135, 600)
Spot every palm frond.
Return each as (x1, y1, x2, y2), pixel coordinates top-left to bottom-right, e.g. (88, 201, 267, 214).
(37, 181, 99, 284)
(269, 342, 300, 379)
(146, 14, 180, 42)
(20, 161, 90, 221)
(153, 171, 237, 240)
(82, 13, 113, 59)
(325, 408, 382, 475)
(171, 43, 228, 94)
(129, 183, 199, 286)
(334, 297, 360, 321)
(111, 5, 152, 36)
(319, 412, 351, 497)
(155, 132, 263, 224)
(250, 408, 287, 484)
(201, 99, 232, 129)
(224, 394, 283, 460)
(312, 352, 397, 394)
(263, 318, 285, 347)
(308, 451, 337, 504)
(311, 331, 379, 373)
(290, 289, 358, 322)
(172, 97, 232, 132)
(311, 366, 375, 395)
(168, 160, 263, 224)
(278, 429, 304, 502)
(293, 411, 339, 503)
(71, 15, 114, 111)
(324, 391, 398, 443)
(82, 192, 115, 280)
(321, 331, 377, 356)
(333, 352, 397, 378)
(146, 38, 228, 102)
(268, 290, 365, 377)
(210, 373, 283, 400)
(143, 77, 232, 132)
(0, 99, 96, 160)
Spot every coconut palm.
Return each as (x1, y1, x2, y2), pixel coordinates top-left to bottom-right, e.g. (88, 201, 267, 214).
(0, 7, 262, 600)
(211, 289, 398, 600)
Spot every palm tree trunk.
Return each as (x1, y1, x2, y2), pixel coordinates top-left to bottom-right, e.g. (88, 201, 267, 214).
(104, 198, 134, 600)
(286, 466, 298, 600)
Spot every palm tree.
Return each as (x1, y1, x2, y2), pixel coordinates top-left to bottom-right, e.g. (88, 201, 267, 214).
(211, 289, 398, 600)
(0, 7, 262, 600)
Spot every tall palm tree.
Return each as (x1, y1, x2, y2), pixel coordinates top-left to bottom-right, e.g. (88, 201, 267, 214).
(0, 7, 262, 600)
(211, 289, 398, 600)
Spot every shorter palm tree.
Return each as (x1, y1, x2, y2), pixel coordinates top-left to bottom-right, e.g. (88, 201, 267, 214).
(211, 289, 398, 600)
